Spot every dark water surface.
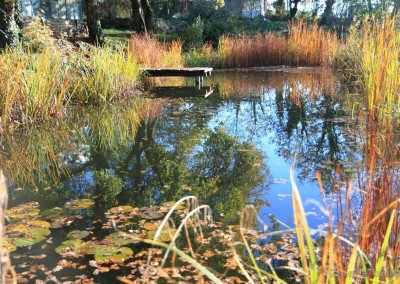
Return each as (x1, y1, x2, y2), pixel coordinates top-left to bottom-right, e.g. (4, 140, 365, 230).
(3, 69, 363, 282)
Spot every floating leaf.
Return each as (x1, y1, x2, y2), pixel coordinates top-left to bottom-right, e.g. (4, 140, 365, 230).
(108, 206, 135, 214)
(41, 207, 66, 220)
(142, 222, 158, 231)
(13, 234, 46, 247)
(65, 199, 95, 210)
(94, 247, 133, 263)
(105, 232, 140, 246)
(162, 201, 185, 211)
(140, 207, 163, 220)
(146, 228, 177, 242)
(55, 240, 83, 254)
(6, 203, 40, 220)
(67, 230, 90, 240)
(1, 239, 17, 252)
(26, 220, 51, 229)
(79, 241, 107, 255)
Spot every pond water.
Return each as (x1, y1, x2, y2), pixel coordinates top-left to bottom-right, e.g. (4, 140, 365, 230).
(3, 69, 366, 282)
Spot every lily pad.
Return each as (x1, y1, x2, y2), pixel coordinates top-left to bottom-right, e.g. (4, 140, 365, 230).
(1, 239, 17, 253)
(162, 201, 185, 211)
(41, 207, 66, 220)
(146, 228, 177, 242)
(94, 247, 133, 263)
(9, 227, 51, 247)
(65, 199, 95, 210)
(105, 232, 140, 246)
(108, 206, 135, 214)
(6, 203, 40, 220)
(140, 207, 163, 220)
(55, 240, 83, 254)
(142, 222, 159, 231)
(79, 241, 107, 255)
(67, 230, 90, 240)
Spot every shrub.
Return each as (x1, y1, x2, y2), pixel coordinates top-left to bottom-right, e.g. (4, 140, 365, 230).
(183, 16, 204, 49)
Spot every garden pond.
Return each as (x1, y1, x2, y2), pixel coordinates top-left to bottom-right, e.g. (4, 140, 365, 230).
(2, 69, 371, 283)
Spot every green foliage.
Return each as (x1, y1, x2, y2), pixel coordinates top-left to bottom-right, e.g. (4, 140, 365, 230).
(183, 16, 204, 49)
(93, 170, 124, 204)
(189, 0, 224, 19)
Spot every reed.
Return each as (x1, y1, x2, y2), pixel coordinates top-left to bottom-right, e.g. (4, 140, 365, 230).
(129, 34, 183, 68)
(360, 17, 400, 120)
(288, 20, 338, 66)
(72, 45, 141, 103)
(0, 48, 71, 129)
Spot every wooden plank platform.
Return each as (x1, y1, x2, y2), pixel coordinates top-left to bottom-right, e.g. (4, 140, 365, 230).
(142, 67, 213, 77)
(151, 86, 214, 98)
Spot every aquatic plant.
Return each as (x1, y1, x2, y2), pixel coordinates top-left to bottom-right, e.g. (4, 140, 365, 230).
(129, 34, 183, 68)
(0, 43, 142, 130)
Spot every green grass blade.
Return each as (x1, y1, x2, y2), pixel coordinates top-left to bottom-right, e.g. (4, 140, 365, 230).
(372, 209, 395, 284)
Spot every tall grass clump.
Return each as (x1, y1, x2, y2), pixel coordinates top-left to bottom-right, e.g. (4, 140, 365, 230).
(0, 48, 71, 129)
(72, 45, 141, 103)
(288, 20, 338, 66)
(360, 17, 400, 119)
(129, 34, 183, 68)
(216, 33, 288, 68)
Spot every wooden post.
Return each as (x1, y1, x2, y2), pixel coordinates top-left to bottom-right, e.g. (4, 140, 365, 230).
(195, 76, 203, 89)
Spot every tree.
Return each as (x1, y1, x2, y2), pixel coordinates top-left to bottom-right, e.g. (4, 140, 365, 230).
(320, 0, 335, 25)
(84, 0, 105, 45)
(289, 0, 300, 18)
(273, 0, 287, 19)
(0, 0, 20, 50)
(131, 0, 153, 33)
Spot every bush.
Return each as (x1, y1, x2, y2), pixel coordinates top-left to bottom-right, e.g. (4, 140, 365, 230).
(183, 16, 204, 49)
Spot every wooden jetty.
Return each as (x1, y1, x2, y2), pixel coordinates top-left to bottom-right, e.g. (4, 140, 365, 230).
(151, 86, 214, 98)
(142, 67, 213, 88)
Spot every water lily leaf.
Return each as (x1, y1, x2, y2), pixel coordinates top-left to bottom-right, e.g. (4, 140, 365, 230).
(105, 232, 140, 246)
(65, 199, 95, 210)
(6, 203, 40, 220)
(79, 241, 107, 255)
(142, 222, 158, 231)
(162, 201, 185, 211)
(1, 239, 17, 252)
(108, 206, 135, 214)
(94, 247, 133, 263)
(140, 207, 163, 220)
(13, 234, 46, 247)
(67, 230, 90, 240)
(10, 227, 51, 247)
(146, 228, 177, 242)
(55, 240, 83, 254)
(41, 207, 66, 220)
(26, 228, 51, 237)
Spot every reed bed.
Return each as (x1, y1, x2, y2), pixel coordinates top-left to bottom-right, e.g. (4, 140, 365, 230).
(184, 21, 337, 68)
(129, 34, 183, 68)
(288, 21, 338, 66)
(0, 45, 141, 130)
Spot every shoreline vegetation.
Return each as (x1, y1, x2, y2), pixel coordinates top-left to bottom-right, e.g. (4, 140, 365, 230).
(0, 18, 397, 130)
(1, 14, 400, 283)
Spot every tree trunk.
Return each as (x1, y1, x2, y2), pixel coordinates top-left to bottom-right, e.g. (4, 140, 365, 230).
(141, 0, 152, 32)
(131, 0, 152, 33)
(320, 0, 335, 25)
(289, 0, 300, 19)
(0, 0, 20, 50)
(84, 0, 104, 45)
(131, 0, 144, 32)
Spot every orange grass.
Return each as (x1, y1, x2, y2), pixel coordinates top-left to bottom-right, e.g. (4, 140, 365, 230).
(214, 21, 338, 68)
(129, 34, 183, 68)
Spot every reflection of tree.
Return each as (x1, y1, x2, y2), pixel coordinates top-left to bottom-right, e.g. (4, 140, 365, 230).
(212, 71, 359, 190)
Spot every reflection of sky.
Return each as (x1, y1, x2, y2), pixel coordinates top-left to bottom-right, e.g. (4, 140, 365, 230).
(205, 91, 343, 229)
